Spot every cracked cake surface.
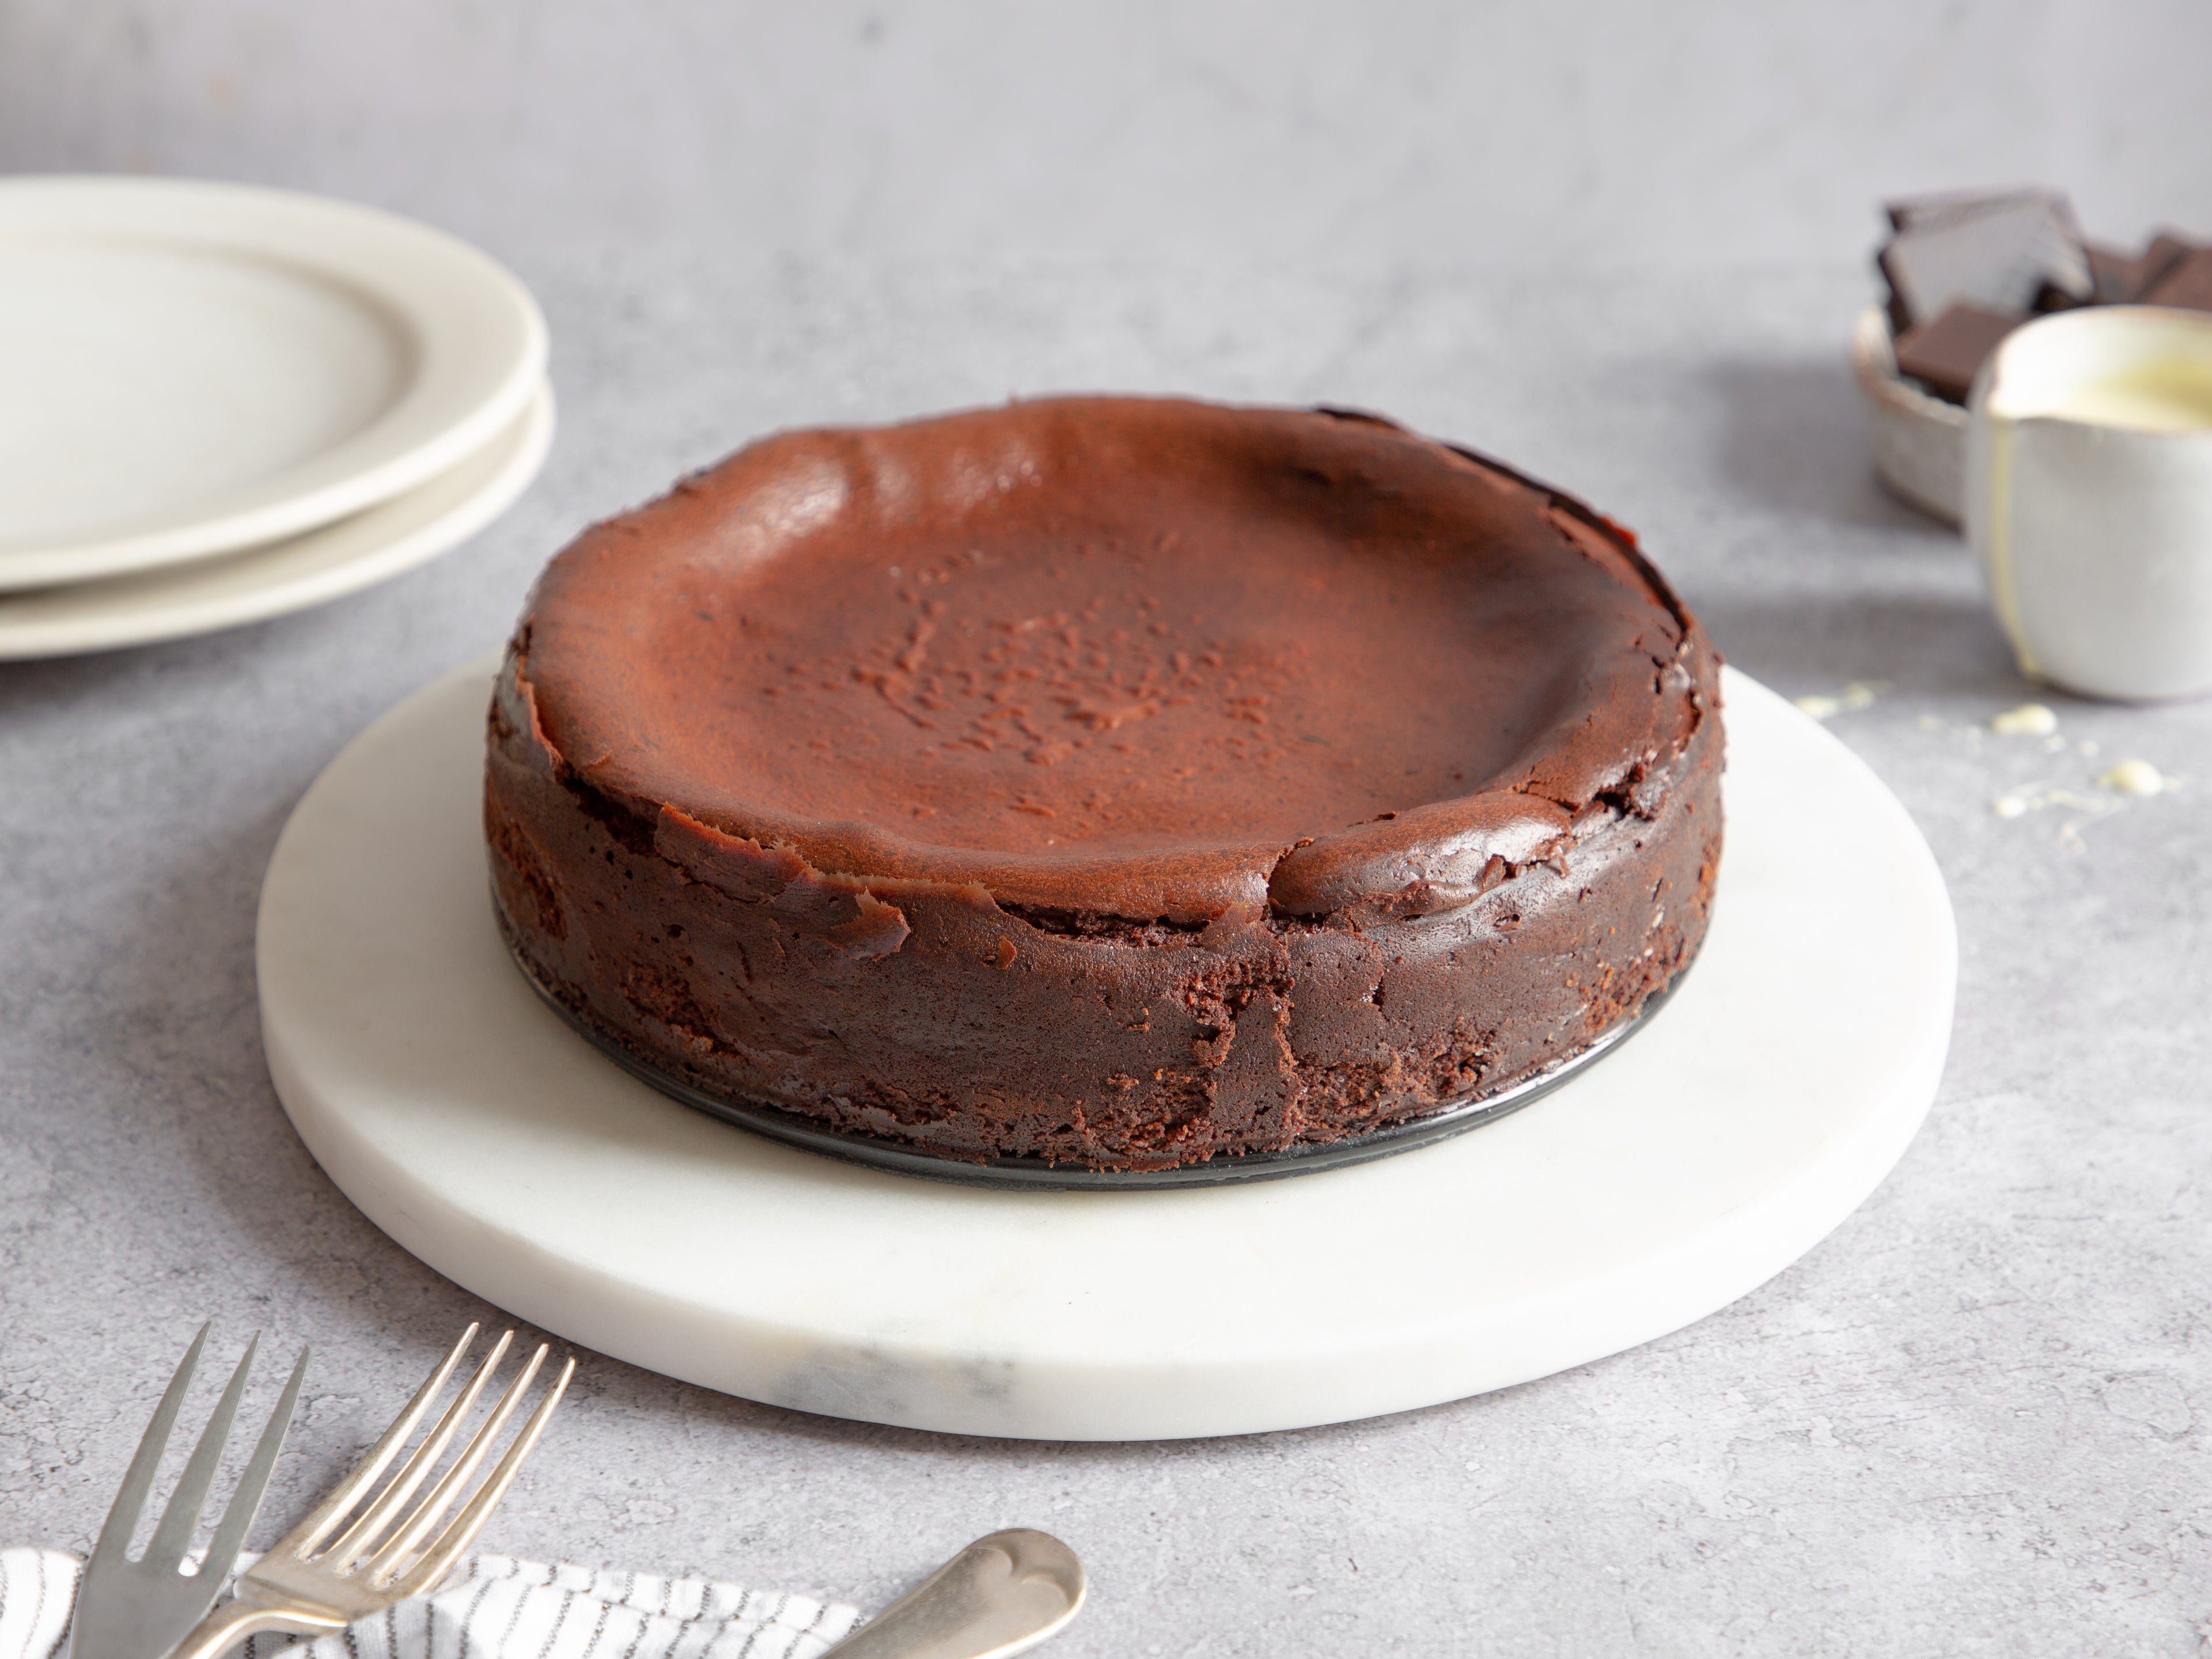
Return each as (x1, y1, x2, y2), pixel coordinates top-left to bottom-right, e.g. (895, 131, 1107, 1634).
(485, 395, 1724, 1171)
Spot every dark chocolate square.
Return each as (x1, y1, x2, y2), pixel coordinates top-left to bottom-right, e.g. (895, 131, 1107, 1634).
(2088, 240, 2152, 302)
(2141, 247, 2212, 313)
(1878, 194, 2091, 331)
(1885, 188, 2058, 233)
(1893, 302, 2021, 404)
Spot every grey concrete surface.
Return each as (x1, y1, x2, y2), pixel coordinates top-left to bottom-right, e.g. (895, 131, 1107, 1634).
(5, 1, 2212, 275)
(3, 252, 2210, 1657)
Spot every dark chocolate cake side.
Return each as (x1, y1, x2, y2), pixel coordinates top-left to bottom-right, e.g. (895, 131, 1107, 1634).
(484, 396, 1724, 1172)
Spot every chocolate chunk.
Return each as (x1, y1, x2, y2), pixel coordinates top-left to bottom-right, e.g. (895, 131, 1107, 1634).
(2088, 232, 2199, 303)
(1893, 302, 2021, 404)
(2141, 247, 2212, 313)
(1886, 188, 2058, 233)
(2088, 240, 2153, 302)
(1878, 192, 2092, 331)
(2141, 233, 2199, 290)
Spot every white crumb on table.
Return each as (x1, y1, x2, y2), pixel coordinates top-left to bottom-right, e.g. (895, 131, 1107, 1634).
(2099, 759, 2166, 796)
(1991, 703, 2058, 736)
(1794, 680, 1887, 721)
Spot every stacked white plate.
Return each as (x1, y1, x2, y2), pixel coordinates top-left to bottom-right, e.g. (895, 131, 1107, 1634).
(0, 176, 554, 658)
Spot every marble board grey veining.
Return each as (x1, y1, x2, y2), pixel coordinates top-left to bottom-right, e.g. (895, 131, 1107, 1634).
(3, 255, 2209, 1657)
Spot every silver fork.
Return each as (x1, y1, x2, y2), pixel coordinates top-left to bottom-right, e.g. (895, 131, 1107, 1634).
(165, 1322, 574, 1658)
(67, 1325, 311, 1659)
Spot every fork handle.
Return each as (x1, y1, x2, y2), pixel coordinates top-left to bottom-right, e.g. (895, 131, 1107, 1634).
(165, 1597, 347, 1659)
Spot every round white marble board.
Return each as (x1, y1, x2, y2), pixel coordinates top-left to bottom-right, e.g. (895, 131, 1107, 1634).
(0, 384, 552, 660)
(257, 661, 1956, 1441)
(0, 176, 547, 589)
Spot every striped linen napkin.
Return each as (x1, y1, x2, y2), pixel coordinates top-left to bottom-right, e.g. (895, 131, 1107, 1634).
(0, 1547, 861, 1659)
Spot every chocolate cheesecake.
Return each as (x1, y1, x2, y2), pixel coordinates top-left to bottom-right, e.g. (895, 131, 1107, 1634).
(486, 397, 1723, 1172)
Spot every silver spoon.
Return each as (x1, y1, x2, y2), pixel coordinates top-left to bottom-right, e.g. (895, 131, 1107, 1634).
(822, 1529, 1086, 1659)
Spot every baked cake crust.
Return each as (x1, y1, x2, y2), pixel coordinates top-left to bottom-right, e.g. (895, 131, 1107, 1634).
(485, 396, 1723, 1171)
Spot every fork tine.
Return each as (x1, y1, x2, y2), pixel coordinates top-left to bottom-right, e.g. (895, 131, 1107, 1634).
(266, 1323, 480, 1559)
(363, 1343, 546, 1584)
(89, 1322, 209, 1568)
(395, 1355, 575, 1597)
(321, 1329, 513, 1571)
(200, 1343, 311, 1586)
(143, 1333, 258, 1572)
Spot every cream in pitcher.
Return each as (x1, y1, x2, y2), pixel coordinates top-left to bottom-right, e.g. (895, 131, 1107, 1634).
(1968, 305, 2212, 700)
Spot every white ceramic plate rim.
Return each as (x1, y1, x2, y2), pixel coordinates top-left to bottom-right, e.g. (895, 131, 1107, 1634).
(0, 175, 547, 588)
(0, 381, 552, 658)
(257, 666, 1957, 1440)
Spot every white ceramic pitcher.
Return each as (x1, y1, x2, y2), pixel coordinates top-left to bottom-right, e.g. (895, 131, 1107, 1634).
(1966, 305, 2212, 701)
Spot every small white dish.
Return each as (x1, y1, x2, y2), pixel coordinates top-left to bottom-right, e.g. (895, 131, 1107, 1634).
(0, 381, 552, 660)
(0, 176, 547, 590)
(1967, 305, 2212, 700)
(257, 661, 1954, 1441)
(1850, 305, 1969, 525)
